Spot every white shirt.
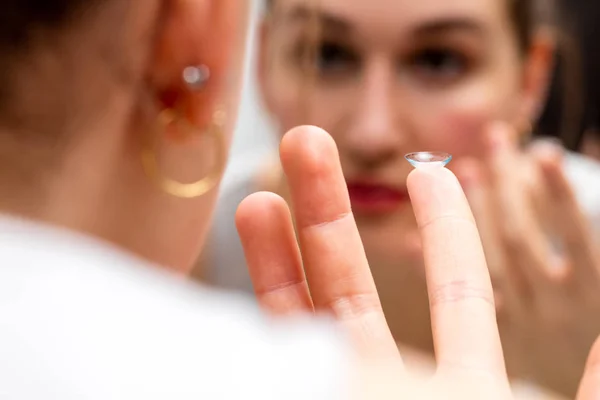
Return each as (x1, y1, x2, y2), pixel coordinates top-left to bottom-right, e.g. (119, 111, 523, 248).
(0, 216, 351, 399)
(563, 151, 600, 229)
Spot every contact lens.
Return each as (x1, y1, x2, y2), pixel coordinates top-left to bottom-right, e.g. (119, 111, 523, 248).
(405, 152, 452, 169)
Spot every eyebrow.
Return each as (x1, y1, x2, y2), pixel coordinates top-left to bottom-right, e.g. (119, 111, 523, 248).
(412, 18, 485, 37)
(281, 7, 484, 38)
(283, 5, 352, 33)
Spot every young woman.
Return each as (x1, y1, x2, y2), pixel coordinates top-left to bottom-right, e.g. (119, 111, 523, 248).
(0, 1, 580, 398)
(6, 1, 600, 398)
(202, 0, 600, 396)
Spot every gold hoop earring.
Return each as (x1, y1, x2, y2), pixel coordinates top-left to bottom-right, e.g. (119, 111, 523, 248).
(141, 108, 227, 199)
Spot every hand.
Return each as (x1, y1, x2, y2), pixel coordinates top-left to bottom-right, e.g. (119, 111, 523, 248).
(454, 123, 600, 397)
(235, 125, 514, 399)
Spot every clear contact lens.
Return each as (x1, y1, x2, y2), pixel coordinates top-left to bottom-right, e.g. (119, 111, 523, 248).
(405, 152, 452, 169)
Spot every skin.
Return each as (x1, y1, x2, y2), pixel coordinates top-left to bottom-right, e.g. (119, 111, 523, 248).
(259, 0, 551, 355)
(455, 125, 600, 395)
(3, 1, 600, 398)
(237, 126, 600, 400)
(0, 0, 249, 274)
(254, 0, 600, 396)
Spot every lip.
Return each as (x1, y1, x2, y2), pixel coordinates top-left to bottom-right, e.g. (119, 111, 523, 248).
(346, 180, 409, 215)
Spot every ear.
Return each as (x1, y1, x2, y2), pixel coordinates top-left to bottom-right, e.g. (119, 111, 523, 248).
(518, 28, 556, 128)
(149, 0, 248, 129)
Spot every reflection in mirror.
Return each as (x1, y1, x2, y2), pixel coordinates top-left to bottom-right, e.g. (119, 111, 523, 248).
(201, 1, 600, 398)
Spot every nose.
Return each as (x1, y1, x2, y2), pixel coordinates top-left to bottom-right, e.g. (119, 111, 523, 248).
(342, 57, 404, 168)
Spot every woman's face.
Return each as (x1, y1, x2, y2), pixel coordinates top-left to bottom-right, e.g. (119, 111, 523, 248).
(260, 0, 549, 270)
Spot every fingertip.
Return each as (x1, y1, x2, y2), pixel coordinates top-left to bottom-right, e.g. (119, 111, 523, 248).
(236, 191, 288, 234)
(407, 167, 474, 228)
(529, 141, 571, 196)
(530, 138, 564, 167)
(407, 167, 462, 200)
(279, 125, 339, 176)
(278, 125, 350, 226)
(280, 125, 333, 147)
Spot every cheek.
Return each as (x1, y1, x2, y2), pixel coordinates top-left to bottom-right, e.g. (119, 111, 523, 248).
(434, 109, 490, 159)
(418, 84, 518, 159)
(261, 61, 305, 132)
(264, 80, 302, 133)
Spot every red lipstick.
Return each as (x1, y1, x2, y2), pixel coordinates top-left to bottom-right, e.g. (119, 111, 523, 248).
(346, 181, 409, 215)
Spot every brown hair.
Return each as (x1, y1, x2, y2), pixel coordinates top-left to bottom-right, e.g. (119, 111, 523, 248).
(0, 1, 91, 47)
(0, 1, 98, 100)
(538, 0, 585, 150)
(0, 0, 133, 184)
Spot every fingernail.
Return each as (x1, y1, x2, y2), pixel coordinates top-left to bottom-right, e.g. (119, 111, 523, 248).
(529, 137, 564, 164)
(530, 136, 564, 152)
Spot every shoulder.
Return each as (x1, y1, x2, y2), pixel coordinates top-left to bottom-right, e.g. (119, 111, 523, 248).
(0, 221, 351, 399)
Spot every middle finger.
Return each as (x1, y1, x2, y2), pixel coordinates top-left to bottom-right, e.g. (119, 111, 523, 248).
(280, 126, 399, 360)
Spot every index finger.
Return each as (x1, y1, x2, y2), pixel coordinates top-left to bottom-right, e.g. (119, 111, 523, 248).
(407, 166, 504, 376)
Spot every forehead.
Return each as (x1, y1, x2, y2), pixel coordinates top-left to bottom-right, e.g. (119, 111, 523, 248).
(274, 0, 510, 38)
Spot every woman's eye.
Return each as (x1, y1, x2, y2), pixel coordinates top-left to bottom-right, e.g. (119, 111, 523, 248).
(408, 48, 469, 83)
(291, 39, 359, 79)
(315, 42, 357, 72)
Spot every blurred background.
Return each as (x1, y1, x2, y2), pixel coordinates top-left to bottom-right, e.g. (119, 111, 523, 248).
(224, 0, 276, 190)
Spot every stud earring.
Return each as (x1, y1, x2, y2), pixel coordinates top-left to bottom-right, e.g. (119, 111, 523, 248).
(183, 65, 211, 91)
